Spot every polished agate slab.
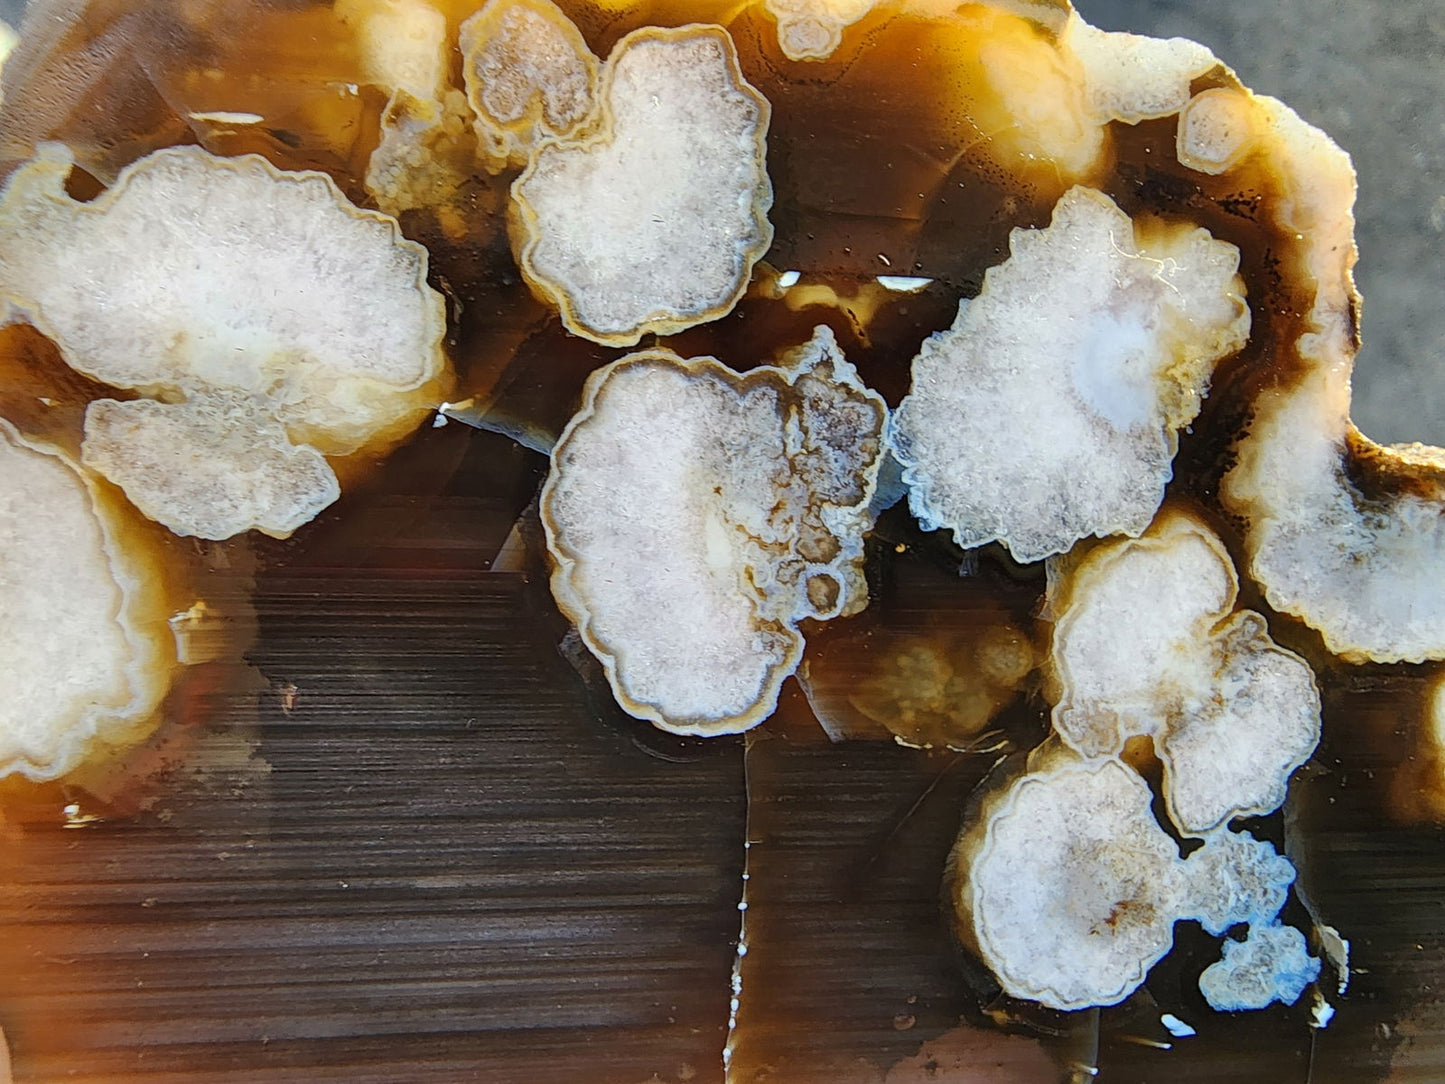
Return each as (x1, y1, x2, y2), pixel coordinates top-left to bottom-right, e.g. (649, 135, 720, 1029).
(0, 0, 1439, 1080)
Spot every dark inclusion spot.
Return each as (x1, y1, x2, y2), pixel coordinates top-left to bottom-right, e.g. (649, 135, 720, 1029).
(806, 571, 841, 614)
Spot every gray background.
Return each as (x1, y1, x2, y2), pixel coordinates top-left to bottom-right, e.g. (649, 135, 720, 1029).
(1, 0, 1441, 443)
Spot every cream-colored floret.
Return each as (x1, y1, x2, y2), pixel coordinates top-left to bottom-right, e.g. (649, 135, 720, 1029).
(83, 397, 340, 542)
(889, 186, 1249, 563)
(511, 25, 773, 346)
(1061, 12, 1218, 123)
(1177, 87, 1256, 174)
(1049, 510, 1321, 834)
(542, 327, 885, 736)
(460, 0, 598, 166)
(1226, 365, 1445, 662)
(764, 0, 878, 61)
(1184, 829, 1296, 937)
(954, 750, 1187, 1010)
(0, 420, 172, 780)
(0, 144, 447, 540)
(1198, 922, 1319, 1011)
(364, 87, 476, 222)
